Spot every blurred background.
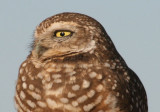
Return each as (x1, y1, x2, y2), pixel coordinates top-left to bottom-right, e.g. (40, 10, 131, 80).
(0, 0, 159, 111)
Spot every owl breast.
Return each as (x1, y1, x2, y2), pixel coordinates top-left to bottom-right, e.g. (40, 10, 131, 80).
(15, 56, 121, 112)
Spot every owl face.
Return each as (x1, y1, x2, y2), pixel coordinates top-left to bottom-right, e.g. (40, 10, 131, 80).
(33, 21, 96, 60)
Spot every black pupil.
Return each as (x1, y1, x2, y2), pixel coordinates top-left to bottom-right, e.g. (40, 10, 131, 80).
(60, 32, 65, 36)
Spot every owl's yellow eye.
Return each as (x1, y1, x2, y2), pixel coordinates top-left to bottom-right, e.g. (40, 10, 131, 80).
(55, 31, 72, 37)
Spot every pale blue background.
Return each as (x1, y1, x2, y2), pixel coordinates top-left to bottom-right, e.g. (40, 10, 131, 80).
(0, 0, 159, 112)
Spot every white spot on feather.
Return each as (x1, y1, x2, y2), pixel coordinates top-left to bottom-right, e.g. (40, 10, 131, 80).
(97, 74, 102, 80)
(83, 103, 94, 112)
(72, 84, 80, 91)
(22, 82, 27, 89)
(22, 63, 27, 67)
(52, 74, 61, 79)
(104, 94, 117, 109)
(104, 63, 110, 67)
(46, 87, 63, 97)
(77, 95, 88, 103)
(89, 72, 97, 78)
(27, 90, 41, 100)
(46, 98, 57, 109)
(37, 101, 47, 108)
(87, 90, 95, 98)
(21, 76, 26, 81)
(45, 82, 53, 89)
(26, 100, 36, 108)
(37, 72, 43, 79)
(54, 79, 62, 83)
(96, 84, 103, 92)
(72, 101, 78, 107)
(20, 91, 25, 100)
(68, 92, 76, 98)
(82, 80, 90, 89)
(29, 84, 34, 90)
(19, 68, 24, 74)
(60, 98, 69, 103)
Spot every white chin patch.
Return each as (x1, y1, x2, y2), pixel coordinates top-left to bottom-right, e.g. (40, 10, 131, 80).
(80, 40, 96, 53)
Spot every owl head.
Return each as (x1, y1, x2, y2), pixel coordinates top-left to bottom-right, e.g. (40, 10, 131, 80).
(32, 12, 113, 61)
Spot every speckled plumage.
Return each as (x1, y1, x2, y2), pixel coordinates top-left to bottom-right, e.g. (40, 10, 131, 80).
(15, 12, 148, 112)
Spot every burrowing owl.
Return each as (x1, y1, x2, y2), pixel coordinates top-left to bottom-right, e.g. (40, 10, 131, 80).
(15, 12, 148, 112)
